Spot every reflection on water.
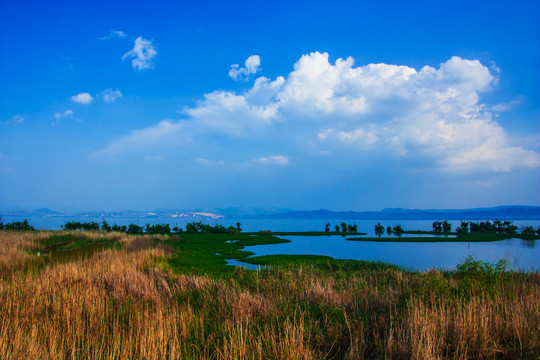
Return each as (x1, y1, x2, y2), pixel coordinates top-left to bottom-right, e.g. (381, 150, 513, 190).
(233, 235, 539, 271)
(520, 239, 537, 249)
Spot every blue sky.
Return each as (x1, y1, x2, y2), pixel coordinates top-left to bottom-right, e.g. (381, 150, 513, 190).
(1, 0, 539, 212)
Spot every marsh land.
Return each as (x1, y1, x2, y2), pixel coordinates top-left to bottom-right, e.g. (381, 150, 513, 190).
(0, 223, 539, 359)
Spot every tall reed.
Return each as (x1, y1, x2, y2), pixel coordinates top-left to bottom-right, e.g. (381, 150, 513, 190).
(0, 231, 538, 359)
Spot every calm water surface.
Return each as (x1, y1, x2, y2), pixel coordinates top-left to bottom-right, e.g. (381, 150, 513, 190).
(230, 235, 539, 271)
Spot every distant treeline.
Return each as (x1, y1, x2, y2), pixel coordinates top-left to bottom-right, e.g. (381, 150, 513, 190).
(62, 220, 242, 235)
(325, 222, 359, 233)
(0, 218, 35, 231)
(371, 220, 540, 236)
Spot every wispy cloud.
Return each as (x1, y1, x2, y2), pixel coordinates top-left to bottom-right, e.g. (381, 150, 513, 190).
(196, 158, 225, 167)
(229, 55, 261, 81)
(52, 109, 74, 126)
(144, 154, 164, 162)
(252, 155, 289, 166)
(71, 92, 93, 104)
(95, 120, 185, 157)
(3, 115, 24, 125)
(100, 89, 123, 103)
(122, 36, 157, 71)
(99, 30, 127, 40)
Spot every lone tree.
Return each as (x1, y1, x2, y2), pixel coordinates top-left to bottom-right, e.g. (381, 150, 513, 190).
(375, 223, 385, 235)
(442, 220, 452, 232)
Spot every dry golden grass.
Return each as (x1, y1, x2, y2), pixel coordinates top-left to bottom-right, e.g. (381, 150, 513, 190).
(0, 231, 538, 359)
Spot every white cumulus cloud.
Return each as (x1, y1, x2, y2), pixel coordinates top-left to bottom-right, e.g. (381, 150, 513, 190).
(122, 37, 157, 71)
(96, 52, 540, 173)
(229, 55, 261, 81)
(71, 92, 93, 104)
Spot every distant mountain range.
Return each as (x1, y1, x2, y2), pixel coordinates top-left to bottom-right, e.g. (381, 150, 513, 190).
(249, 206, 540, 220)
(1, 205, 539, 220)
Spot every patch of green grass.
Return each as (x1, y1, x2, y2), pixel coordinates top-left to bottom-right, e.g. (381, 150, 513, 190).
(164, 232, 291, 274)
(237, 254, 405, 272)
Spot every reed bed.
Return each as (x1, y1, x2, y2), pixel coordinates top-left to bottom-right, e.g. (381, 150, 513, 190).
(0, 231, 538, 359)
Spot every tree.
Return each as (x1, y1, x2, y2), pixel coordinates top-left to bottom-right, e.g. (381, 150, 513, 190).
(456, 221, 469, 234)
(236, 222, 242, 232)
(442, 220, 451, 233)
(325, 223, 330, 232)
(101, 220, 111, 232)
(128, 224, 144, 234)
(521, 226, 536, 236)
(374, 223, 384, 235)
(335, 225, 340, 233)
(4, 219, 34, 231)
(341, 222, 348, 233)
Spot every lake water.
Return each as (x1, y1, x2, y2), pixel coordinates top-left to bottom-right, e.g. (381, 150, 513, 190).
(3, 216, 539, 271)
(229, 235, 539, 271)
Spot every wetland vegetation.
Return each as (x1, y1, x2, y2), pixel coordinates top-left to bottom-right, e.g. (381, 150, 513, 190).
(0, 219, 539, 359)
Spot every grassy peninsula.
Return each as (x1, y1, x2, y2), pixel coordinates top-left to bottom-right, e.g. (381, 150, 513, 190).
(0, 227, 539, 359)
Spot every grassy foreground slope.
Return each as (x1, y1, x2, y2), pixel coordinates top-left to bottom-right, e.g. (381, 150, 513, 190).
(0, 230, 539, 359)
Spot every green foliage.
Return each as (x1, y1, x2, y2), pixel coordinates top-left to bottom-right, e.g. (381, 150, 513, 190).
(325, 222, 358, 233)
(520, 226, 536, 236)
(100, 220, 111, 232)
(111, 224, 127, 232)
(127, 224, 144, 234)
(64, 221, 99, 231)
(183, 221, 239, 234)
(455, 221, 469, 233)
(144, 223, 170, 234)
(374, 223, 385, 235)
(469, 220, 517, 234)
(2, 219, 35, 231)
(442, 220, 451, 232)
(392, 225, 404, 234)
(455, 256, 508, 297)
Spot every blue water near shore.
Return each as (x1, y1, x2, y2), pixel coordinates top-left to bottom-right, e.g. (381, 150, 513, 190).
(231, 235, 539, 271)
(3, 216, 539, 271)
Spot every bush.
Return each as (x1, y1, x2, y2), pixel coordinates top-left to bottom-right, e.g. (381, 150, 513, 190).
(521, 226, 536, 236)
(455, 256, 508, 297)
